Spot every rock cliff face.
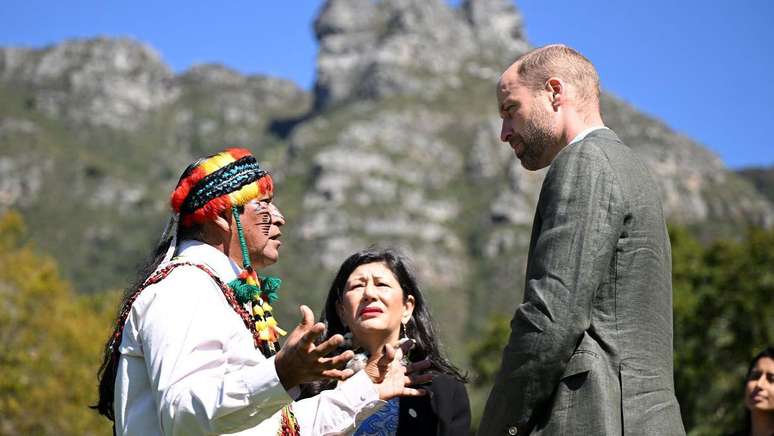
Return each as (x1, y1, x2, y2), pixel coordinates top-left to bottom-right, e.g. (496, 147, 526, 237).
(0, 0, 771, 352)
(0, 38, 177, 129)
(737, 166, 774, 204)
(313, 0, 528, 109)
(172, 63, 309, 151)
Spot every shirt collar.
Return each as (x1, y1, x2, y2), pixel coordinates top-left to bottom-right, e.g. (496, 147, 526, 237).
(568, 126, 609, 146)
(175, 239, 242, 283)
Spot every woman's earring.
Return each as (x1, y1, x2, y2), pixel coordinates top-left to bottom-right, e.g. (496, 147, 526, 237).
(398, 321, 413, 365)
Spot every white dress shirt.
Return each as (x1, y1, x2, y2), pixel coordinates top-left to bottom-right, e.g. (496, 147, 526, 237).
(114, 240, 382, 435)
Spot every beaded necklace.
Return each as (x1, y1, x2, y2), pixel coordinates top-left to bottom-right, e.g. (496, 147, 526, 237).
(227, 204, 287, 355)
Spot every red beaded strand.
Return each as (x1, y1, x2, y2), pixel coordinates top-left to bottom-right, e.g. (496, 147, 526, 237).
(279, 405, 300, 436)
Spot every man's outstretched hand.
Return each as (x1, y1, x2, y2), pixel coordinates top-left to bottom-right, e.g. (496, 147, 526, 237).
(274, 305, 355, 390)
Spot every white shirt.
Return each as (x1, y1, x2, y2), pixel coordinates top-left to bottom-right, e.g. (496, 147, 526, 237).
(114, 240, 382, 435)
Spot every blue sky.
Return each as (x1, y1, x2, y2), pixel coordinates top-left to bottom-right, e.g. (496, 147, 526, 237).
(1, 0, 772, 169)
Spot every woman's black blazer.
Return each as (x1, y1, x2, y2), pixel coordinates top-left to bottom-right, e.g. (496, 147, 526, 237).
(397, 373, 470, 436)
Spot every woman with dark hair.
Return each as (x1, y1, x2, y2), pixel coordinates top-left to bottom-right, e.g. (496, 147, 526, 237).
(303, 247, 470, 435)
(733, 346, 774, 436)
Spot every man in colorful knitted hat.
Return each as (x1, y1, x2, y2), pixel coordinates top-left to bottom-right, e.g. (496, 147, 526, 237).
(94, 148, 428, 435)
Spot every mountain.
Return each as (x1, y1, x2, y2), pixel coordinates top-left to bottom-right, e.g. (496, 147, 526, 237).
(0, 0, 771, 358)
(737, 165, 774, 204)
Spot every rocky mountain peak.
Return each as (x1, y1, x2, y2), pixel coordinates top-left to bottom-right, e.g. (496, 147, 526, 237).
(172, 62, 311, 147)
(313, 0, 528, 110)
(35, 37, 167, 82)
(314, 0, 377, 39)
(461, 0, 530, 58)
(0, 37, 177, 129)
(177, 63, 247, 87)
(380, 0, 460, 33)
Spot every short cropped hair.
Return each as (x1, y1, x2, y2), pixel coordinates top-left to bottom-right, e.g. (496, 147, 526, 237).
(515, 44, 600, 110)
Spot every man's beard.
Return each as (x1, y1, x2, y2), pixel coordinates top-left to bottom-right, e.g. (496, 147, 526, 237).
(520, 104, 557, 170)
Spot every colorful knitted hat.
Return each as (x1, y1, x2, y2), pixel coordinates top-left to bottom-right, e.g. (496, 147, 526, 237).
(161, 147, 286, 353)
(171, 147, 274, 228)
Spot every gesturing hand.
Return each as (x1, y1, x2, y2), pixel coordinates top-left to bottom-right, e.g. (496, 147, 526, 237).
(373, 340, 433, 401)
(274, 305, 355, 390)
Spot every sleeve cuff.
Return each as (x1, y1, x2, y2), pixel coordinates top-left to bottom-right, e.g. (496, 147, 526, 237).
(291, 370, 383, 435)
(336, 370, 380, 406)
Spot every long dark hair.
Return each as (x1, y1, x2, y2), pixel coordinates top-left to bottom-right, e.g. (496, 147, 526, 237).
(304, 247, 466, 397)
(91, 158, 205, 421)
(737, 346, 774, 435)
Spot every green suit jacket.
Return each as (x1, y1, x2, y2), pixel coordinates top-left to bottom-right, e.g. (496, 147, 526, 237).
(479, 129, 685, 435)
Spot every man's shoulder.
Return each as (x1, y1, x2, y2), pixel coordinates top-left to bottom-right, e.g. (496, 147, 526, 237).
(135, 263, 224, 307)
(580, 128, 637, 160)
(570, 128, 626, 155)
(551, 129, 636, 176)
(550, 136, 614, 177)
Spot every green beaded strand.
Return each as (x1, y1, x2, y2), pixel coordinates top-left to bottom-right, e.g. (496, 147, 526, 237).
(232, 205, 251, 269)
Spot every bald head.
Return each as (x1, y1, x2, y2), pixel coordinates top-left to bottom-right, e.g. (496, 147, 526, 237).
(496, 45, 605, 169)
(505, 44, 601, 117)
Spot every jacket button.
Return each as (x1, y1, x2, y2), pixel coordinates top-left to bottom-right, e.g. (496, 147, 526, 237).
(507, 426, 518, 435)
(408, 408, 417, 418)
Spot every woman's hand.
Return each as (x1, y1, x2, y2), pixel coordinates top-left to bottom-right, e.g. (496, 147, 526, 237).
(372, 340, 433, 401)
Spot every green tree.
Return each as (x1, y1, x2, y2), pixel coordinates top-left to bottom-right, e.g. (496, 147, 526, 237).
(0, 211, 118, 435)
(672, 226, 774, 435)
(466, 314, 511, 434)
(468, 314, 512, 388)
